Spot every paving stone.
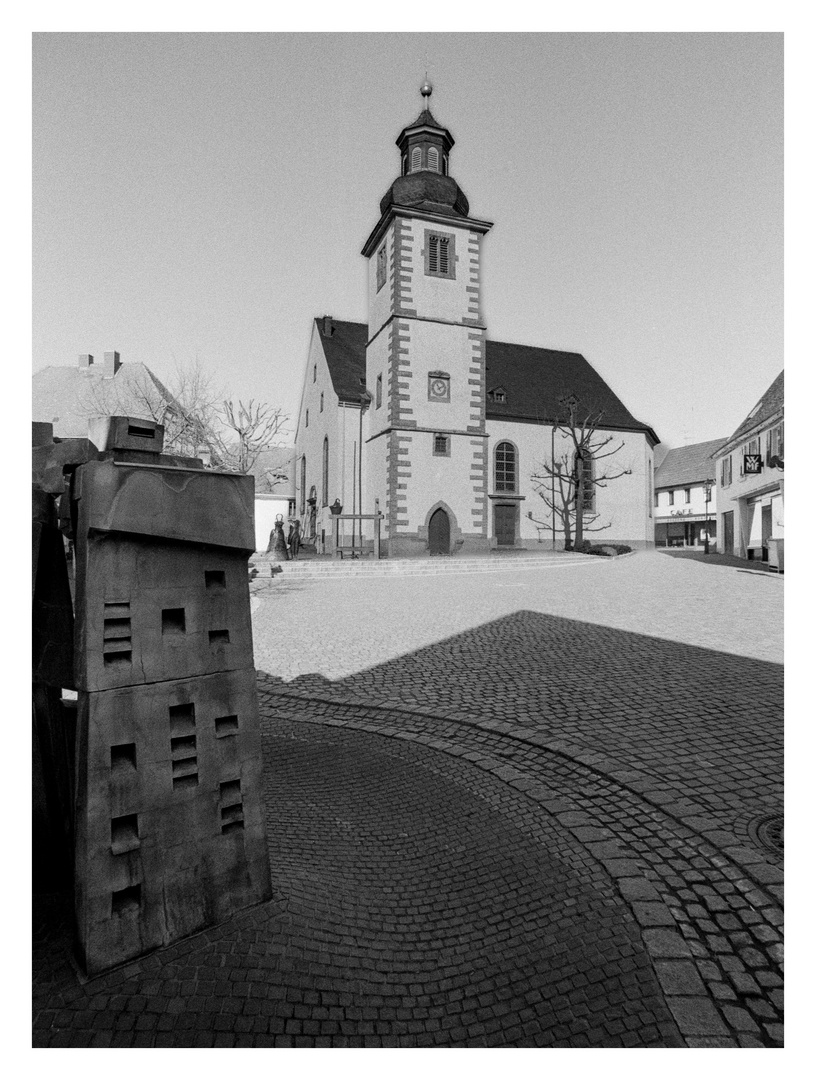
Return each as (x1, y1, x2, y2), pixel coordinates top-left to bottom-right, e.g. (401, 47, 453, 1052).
(32, 556, 782, 1049)
(720, 1005, 762, 1034)
(632, 903, 676, 928)
(653, 961, 706, 996)
(641, 930, 692, 958)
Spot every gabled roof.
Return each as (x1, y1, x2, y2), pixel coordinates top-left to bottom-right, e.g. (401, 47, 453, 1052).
(719, 371, 784, 453)
(315, 319, 658, 442)
(654, 438, 728, 489)
(32, 362, 178, 439)
(316, 319, 369, 404)
(483, 339, 658, 442)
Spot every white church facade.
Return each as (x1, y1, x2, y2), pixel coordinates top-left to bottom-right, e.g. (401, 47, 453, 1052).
(294, 85, 658, 558)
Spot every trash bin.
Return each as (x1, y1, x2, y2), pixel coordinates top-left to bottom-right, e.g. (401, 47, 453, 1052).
(767, 537, 784, 573)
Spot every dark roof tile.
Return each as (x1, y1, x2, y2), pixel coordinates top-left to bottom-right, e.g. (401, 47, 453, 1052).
(721, 371, 784, 451)
(654, 438, 728, 489)
(484, 339, 657, 439)
(316, 320, 658, 441)
(317, 319, 369, 403)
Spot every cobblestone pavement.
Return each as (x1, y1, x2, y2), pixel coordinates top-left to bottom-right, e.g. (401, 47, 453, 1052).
(32, 551, 783, 1047)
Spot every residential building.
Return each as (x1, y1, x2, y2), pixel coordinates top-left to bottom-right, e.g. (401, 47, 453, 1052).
(33, 351, 178, 440)
(712, 372, 784, 562)
(653, 438, 726, 548)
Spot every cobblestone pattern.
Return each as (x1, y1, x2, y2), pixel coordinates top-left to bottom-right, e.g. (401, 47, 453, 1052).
(276, 610, 782, 857)
(257, 686, 784, 1048)
(32, 711, 682, 1048)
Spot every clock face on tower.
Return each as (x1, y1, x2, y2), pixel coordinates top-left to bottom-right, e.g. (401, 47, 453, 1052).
(428, 373, 450, 402)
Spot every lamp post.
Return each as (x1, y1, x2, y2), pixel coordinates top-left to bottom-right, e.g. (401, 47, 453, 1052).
(703, 478, 713, 555)
(354, 390, 373, 558)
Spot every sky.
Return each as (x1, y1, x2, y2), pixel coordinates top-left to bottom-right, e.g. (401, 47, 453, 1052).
(32, 32, 783, 451)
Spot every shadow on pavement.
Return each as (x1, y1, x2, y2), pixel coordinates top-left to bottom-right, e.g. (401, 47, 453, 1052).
(279, 607, 783, 845)
(657, 549, 780, 574)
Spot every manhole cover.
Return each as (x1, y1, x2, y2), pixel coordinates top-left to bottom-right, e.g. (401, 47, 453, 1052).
(749, 813, 784, 856)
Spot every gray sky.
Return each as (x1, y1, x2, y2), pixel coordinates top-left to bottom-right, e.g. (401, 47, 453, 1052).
(33, 32, 782, 449)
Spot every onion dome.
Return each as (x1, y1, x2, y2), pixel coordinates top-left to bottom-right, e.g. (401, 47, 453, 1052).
(379, 82, 470, 220)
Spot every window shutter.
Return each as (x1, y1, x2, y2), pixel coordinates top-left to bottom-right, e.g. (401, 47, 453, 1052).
(428, 236, 438, 273)
(438, 238, 449, 275)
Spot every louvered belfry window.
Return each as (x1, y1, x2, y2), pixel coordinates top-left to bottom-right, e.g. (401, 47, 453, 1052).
(428, 146, 439, 172)
(411, 146, 422, 171)
(425, 231, 454, 278)
(428, 235, 449, 274)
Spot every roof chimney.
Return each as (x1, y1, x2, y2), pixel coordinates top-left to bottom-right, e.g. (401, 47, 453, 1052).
(103, 351, 121, 378)
(79, 353, 94, 369)
(322, 316, 333, 336)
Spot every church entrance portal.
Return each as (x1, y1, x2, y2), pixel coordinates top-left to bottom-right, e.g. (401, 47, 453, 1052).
(428, 508, 451, 555)
(495, 504, 516, 546)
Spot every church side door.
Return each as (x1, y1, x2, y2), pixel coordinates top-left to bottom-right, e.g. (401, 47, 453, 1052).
(495, 504, 516, 547)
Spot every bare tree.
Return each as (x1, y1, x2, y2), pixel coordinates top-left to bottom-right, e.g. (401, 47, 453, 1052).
(77, 360, 290, 478)
(214, 400, 290, 477)
(531, 394, 632, 551)
(78, 359, 224, 459)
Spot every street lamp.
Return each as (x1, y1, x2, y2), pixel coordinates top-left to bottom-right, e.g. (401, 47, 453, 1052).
(353, 389, 373, 558)
(703, 478, 713, 555)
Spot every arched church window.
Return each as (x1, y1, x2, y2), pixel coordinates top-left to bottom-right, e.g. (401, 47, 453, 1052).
(495, 442, 517, 493)
(411, 146, 422, 172)
(575, 451, 595, 512)
(427, 146, 439, 172)
(442, 156, 447, 176)
(322, 437, 329, 507)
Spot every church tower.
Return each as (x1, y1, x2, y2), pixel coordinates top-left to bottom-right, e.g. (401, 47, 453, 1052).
(361, 83, 494, 556)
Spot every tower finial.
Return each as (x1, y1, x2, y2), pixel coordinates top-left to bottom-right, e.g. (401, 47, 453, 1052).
(420, 77, 432, 104)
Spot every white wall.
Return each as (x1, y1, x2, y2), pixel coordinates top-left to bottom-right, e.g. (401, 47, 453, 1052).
(488, 419, 654, 546)
(254, 497, 291, 552)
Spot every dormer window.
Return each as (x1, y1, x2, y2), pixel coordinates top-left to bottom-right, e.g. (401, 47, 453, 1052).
(411, 146, 422, 172)
(428, 146, 439, 172)
(488, 388, 507, 404)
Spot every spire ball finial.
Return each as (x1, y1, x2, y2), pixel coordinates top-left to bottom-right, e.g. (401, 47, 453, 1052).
(420, 79, 432, 101)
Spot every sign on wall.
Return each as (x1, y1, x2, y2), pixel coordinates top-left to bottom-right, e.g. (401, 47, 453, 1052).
(743, 454, 762, 475)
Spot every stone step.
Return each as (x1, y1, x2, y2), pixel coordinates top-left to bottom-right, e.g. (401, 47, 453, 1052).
(250, 551, 595, 578)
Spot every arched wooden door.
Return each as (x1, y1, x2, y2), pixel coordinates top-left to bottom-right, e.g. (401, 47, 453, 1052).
(428, 507, 451, 555)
